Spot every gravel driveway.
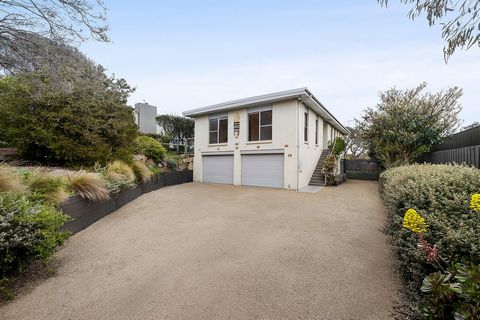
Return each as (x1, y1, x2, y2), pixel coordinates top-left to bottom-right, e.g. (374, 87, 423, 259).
(0, 180, 399, 320)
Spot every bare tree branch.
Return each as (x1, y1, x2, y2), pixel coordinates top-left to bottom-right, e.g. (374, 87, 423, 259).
(378, 0, 480, 60)
(0, 0, 108, 74)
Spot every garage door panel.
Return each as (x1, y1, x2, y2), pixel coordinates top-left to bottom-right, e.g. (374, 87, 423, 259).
(242, 154, 284, 188)
(203, 155, 233, 184)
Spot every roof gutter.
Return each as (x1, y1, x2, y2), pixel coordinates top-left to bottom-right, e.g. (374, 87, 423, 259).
(300, 89, 349, 135)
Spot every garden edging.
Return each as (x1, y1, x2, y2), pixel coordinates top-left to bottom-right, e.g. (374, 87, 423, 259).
(61, 170, 193, 234)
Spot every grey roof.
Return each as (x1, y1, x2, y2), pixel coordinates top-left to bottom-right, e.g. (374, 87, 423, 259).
(182, 88, 348, 134)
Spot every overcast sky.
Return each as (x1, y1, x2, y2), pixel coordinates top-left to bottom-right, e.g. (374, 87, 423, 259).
(80, 0, 479, 127)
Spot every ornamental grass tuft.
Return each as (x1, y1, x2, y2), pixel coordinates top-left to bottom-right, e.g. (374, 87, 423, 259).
(67, 171, 109, 202)
(132, 160, 153, 183)
(0, 165, 26, 193)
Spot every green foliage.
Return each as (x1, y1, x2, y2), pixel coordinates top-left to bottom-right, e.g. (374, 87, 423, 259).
(143, 133, 172, 144)
(94, 161, 135, 193)
(330, 137, 346, 156)
(421, 263, 480, 319)
(0, 192, 69, 278)
(165, 159, 178, 171)
(378, 0, 480, 59)
(134, 135, 166, 163)
(322, 154, 336, 185)
(380, 164, 480, 317)
(0, 52, 138, 166)
(357, 83, 462, 168)
(156, 114, 194, 140)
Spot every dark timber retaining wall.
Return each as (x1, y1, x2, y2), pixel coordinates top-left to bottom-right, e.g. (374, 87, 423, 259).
(61, 170, 193, 234)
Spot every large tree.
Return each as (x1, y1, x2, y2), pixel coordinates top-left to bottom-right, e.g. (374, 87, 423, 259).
(156, 115, 194, 140)
(345, 126, 368, 160)
(357, 82, 462, 168)
(0, 46, 138, 166)
(0, 0, 108, 73)
(378, 0, 480, 59)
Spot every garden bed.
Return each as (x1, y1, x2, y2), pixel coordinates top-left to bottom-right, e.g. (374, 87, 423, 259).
(61, 170, 193, 234)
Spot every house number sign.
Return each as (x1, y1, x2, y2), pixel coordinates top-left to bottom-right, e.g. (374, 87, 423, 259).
(234, 121, 240, 138)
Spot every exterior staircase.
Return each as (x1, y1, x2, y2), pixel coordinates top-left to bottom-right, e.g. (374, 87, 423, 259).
(309, 149, 331, 186)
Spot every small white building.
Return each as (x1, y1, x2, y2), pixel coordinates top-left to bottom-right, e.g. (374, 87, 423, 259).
(182, 88, 348, 190)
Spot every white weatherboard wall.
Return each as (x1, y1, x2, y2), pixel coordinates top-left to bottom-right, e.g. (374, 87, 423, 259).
(298, 104, 324, 189)
(192, 98, 346, 190)
(193, 99, 299, 190)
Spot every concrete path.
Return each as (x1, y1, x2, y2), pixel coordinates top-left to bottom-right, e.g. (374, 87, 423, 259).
(0, 180, 399, 320)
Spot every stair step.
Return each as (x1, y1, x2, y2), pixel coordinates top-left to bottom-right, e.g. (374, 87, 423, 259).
(309, 182, 325, 186)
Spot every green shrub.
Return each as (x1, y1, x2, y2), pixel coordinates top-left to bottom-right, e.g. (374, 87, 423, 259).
(0, 61, 138, 166)
(134, 136, 166, 163)
(380, 164, 480, 317)
(330, 137, 346, 156)
(0, 192, 69, 277)
(165, 159, 177, 171)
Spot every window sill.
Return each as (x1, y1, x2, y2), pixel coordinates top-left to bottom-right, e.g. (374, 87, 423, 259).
(208, 143, 228, 147)
(246, 140, 272, 145)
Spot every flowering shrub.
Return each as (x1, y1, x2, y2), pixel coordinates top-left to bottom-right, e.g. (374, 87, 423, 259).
(402, 209, 428, 233)
(380, 164, 480, 318)
(470, 193, 480, 212)
(0, 192, 69, 277)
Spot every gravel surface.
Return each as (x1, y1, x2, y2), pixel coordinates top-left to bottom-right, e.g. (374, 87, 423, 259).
(0, 180, 400, 320)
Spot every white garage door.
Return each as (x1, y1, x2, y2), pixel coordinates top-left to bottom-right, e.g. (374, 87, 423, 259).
(241, 154, 284, 188)
(202, 155, 234, 184)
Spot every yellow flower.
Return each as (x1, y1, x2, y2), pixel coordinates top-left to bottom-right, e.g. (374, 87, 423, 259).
(403, 208, 428, 233)
(470, 194, 480, 212)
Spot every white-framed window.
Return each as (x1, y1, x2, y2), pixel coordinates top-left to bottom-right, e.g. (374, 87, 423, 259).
(304, 111, 309, 142)
(315, 118, 319, 145)
(209, 115, 228, 144)
(248, 109, 272, 141)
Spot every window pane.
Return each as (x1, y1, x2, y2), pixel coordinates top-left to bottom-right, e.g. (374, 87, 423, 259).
(260, 110, 272, 126)
(260, 126, 272, 141)
(315, 120, 318, 144)
(304, 127, 308, 142)
(209, 131, 218, 144)
(209, 118, 218, 131)
(248, 113, 259, 141)
(219, 118, 228, 143)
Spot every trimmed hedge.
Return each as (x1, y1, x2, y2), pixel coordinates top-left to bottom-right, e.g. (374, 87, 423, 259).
(380, 164, 480, 317)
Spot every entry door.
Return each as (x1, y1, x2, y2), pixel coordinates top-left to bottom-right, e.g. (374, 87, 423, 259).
(241, 154, 284, 188)
(202, 155, 234, 184)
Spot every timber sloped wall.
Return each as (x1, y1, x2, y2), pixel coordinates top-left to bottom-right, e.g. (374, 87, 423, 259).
(61, 170, 193, 234)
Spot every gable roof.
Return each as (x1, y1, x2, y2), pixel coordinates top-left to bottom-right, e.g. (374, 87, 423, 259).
(182, 88, 348, 134)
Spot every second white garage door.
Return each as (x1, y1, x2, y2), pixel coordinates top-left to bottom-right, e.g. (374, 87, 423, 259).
(203, 155, 234, 184)
(241, 154, 284, 188)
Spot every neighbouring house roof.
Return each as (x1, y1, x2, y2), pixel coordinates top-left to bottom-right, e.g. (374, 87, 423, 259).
(182, 88, 349, 134)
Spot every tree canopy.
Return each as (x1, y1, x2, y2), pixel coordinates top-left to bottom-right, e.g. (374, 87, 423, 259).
(345, 126, 368, 159)
(379, 0, 480, 59)
(356, 82, 462, 168)
(156, 115, 194, 140)
(0, 46, 138, 166)
(0, 0, 108, 73)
